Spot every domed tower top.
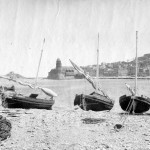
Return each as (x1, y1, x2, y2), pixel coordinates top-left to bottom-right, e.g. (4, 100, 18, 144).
(57, 58, 61, 62)
(56, 58, 62, 70)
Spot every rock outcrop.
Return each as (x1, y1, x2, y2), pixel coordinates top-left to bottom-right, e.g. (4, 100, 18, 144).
(0, 115, 12, 141)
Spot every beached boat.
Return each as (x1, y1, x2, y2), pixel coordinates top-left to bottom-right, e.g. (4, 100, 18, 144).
(74, 92, 114, 111)
(0, 39, 57, 110)
(70, 33, 114, 111)
(2, 94, 54, 110)
(119, 95, 150, 113)
(119, 31, 150, 114)
(0, 86, 55, 110)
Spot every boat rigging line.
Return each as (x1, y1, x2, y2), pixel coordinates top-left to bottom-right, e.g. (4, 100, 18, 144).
(96, 33, 99, 93)
(35, 38, 45, 86)
(114, 31, 139, 131)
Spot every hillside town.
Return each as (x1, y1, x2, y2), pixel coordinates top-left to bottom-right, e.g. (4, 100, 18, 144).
(47, 53, 150, 79)
(84, 53, 150, 77)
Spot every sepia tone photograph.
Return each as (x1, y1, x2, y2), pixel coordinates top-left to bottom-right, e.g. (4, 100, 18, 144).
(0, 0, 150, 149)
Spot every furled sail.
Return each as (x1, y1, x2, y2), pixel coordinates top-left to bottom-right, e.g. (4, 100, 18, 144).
(69, 59, 108, 97)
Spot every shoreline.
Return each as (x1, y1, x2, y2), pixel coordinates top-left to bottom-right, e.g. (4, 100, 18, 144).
(43, 76, 150, 80)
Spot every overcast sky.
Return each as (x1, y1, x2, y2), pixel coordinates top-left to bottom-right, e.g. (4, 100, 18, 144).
(0, 0, 150, 77)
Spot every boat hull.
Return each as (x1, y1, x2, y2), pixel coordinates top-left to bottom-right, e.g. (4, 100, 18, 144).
(119, 95, 150, 113)
(74, 92, 114, 111)
(2, 95, 55, 110)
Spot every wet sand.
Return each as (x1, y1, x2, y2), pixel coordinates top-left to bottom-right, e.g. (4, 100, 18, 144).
(0, 78, 150, 150)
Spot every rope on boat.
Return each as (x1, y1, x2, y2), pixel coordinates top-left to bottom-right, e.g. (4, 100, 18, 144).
(114, 84, 136, 131)
(82, 95, 87, 111)
(125, 83, 135, 96)
(114, 95, 136, 131)
(120, 98, 135, 126)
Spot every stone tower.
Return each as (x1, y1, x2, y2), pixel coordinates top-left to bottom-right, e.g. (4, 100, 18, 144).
(47, 58, 64, 79)
(56, 58, 62, 73)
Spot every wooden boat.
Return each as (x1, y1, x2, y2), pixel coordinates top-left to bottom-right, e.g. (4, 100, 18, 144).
(74, 92, 114, 111)
(1, 94, 54, 110)
(0, 87, 55, 110)
(0, 39, 57, 110)
(119, 31, 150, 114)
(119, 95, 150, 113)
(70, 33, 114, 111)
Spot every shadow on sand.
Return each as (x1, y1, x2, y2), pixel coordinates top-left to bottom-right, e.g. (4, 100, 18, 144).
(119, 112, 150, 116)
(0, 109, 33, 118)
(81, 118, 106, 124)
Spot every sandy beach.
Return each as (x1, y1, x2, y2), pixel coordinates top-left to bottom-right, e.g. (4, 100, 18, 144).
(0, 78, 150, 150)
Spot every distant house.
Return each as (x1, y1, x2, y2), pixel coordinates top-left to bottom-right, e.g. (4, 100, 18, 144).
(99, 68, 104, 76)
(103, 68, 118, 76)
(65, 69, 75, 77)
(139, 68, 144, 76)
(118, 67, 128, 76)
(127, 66, 136, 76)
(145, 69, 150, 76)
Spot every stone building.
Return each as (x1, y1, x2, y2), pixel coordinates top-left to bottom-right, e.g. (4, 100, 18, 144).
(47, 58, 76, 79)
(47, 58, 64, 79)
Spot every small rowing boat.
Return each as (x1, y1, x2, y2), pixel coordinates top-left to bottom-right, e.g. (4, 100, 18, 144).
(0, 86, 55, 110)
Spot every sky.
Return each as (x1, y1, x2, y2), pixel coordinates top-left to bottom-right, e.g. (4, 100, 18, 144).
(0, 0, 150, 77)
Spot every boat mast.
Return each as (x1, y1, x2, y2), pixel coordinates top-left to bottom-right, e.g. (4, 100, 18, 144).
(135, 31, 138, 95)
(35, 38, 45, 86)
(96, 33, 99, 92)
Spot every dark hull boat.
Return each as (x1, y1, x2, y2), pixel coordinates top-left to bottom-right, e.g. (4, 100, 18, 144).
(119, 32, 150, 114)
(119, 95, 150, 113)
(0, 87, 55, 110)
(74, 92, 114, 111)
(2, 95, 54, 110)
(1, 94, 54, 110)
(70, 34, 114, 112)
